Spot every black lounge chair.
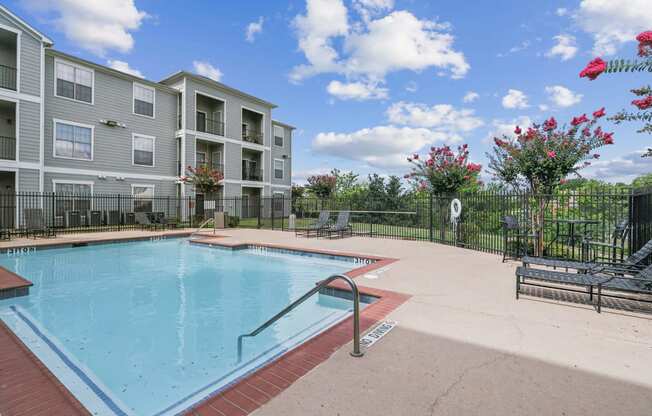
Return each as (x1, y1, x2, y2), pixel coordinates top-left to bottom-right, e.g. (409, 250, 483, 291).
(134, 212, 161, 231)
(516, 262, 652, 312)
(521, 237, 652, 274)
(24, 208, 55, 238)
(151, 212, 175, 229)
(295, 211, 330, 237)
(584, 219, 630, 262)
(323, 211, 352, 239)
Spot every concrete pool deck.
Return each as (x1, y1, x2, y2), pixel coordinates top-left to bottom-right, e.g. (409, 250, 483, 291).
(0, 228, 651, 415)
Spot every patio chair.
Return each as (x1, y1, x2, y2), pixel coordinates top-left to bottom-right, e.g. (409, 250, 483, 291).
(521, 237, 652, 274)
(24, 208, 55, 238)
(323, 211, 352, 239)
(295, 211, 330, 237)
(501, 215, 537, 262)
(583, 219, 629, 263)
(515, 262, 652, 313)
(134, 212, 160, 231)
(151, 212, 176, 229)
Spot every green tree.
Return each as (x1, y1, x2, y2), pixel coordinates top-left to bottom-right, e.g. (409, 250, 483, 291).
(632, 172, 652, 188)
(306, 174, 336, 198)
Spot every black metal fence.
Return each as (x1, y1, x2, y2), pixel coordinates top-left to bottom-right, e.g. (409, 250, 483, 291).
(1, 189, 651, 263)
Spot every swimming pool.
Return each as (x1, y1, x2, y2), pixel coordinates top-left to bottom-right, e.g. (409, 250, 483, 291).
(0, 238, 369, 415)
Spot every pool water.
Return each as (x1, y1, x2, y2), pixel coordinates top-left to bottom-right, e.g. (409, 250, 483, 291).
(0, 239, 364, 415)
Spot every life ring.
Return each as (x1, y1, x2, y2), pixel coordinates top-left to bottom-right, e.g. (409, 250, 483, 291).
(450, 198, 462, 221)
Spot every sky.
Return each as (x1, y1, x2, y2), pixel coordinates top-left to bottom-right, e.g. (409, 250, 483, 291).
(8, 0, 652, 184)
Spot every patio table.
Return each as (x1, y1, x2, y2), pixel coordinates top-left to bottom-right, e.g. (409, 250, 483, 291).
(545, 218, 600, 260)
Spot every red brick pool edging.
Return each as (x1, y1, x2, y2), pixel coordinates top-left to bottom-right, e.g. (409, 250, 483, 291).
(0, 236, 409, 416)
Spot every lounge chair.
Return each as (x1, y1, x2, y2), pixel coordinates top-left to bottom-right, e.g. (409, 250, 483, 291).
(323, 211, 352, 239)
(516, 262, 652, 313)
(24, 208, 55, 238)
(295, 211, 330, 237)
(521, 237, 652, 274)
(151, 212, 176, 229)
(134, 212, 160, 231)
(584, 219, 629, 263)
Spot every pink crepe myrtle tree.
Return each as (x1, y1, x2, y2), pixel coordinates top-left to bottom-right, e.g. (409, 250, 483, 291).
(579, 31, 652, 157)
(405, 144, 482, 195)
(486, 112, 614, 254)
(306, 174, 337, 198)
(179, 165, 224, 194)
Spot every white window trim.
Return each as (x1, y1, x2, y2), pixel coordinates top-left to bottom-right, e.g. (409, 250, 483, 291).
(52, 118, 95, 161)
(131, 183, 155, 211)
(273, 125, 284, 147)
(52, 179, 94, 194)
(53, 58, 95, 105)
(132, 82, 156, 119)
(274, 158, 284, 180)
(132, 133, 156, 167)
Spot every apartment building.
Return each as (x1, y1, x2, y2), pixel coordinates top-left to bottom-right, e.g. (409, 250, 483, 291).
(0, 5, 293, 210)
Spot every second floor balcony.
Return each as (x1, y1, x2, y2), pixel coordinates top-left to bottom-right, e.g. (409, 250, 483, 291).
(242, 129, 263, 145)
(242, 165, 262, 181)
(198, 162, 224, 174)
(196, 113, 225, 136)
(0, 65, 16, 91)
(0, 135, 15, 160)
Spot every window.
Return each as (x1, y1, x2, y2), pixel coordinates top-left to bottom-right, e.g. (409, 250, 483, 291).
(132, 185, 154, 212)
(134, 83, 155, 117)
(196, 151, 206, 166)
(54, 120, 93, 160)
(54, 182, 92, 217)
(274, 159, 284, 180)
(55, 61, 93, 103)
(274, 125, 284, 147)
(133, 134, 155, 166)
(196, 111, 206, 132)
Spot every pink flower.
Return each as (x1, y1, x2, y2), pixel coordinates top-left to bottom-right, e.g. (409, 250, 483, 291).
(514, 126, 522, 135)
(632, 95, 652, 110)
(494, 138, 506, 147)
(559, 178, 567, 185)
(592, 107, 606, 118)
(543, 117, 557, 132)
(547, 150, 557, 158)
(426, 158, 434, 167)
(636, 31, 652, 57)
(571, 114, 589, 126)
(603, 132, 614, 145)
(579, 57, 607, 80)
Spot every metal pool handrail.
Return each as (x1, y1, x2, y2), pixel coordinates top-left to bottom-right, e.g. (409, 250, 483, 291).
(189, 218, 213, 239)
(237, 274, 363, 361)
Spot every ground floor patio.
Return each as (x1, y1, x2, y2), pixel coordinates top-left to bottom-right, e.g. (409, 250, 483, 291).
(1, 228, 651, 415)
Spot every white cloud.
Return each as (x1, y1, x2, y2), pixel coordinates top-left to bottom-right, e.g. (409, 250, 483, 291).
(545, 85, 583, 107)
(463, 91, 479, 103)
(326, 80, 388, 101)
(583, 149, 652, 183)
(353, 0, 395, 21)
(405, 81, 418, 92)
(246, 17, 264, 43)
(290, 1, 469, 84)
(485, 116, 533, 143)
(386, 101, 483, 132)
(24, 0, 148, 56)
(192, 61, 223, 82)
(313, 125, 460, 168)
(556, 7, 568, 16)
(576, 0, 652, 56)
(502, 89, 529, 109)
(546, 34, 578, 61)
(539, 104, 550, 112)
(107, 59, 143, 78)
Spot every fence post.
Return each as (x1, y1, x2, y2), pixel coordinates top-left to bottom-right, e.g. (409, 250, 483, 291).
(429, 194, 433, 242)
(257, 197, 262, 229)
(189, 196, 193, 228)
(117, 194, 121, 228)
(50, 192, 55, 228)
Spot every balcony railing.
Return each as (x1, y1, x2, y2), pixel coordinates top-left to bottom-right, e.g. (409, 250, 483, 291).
(0, 65, 16, 91)
(243, 130, 263, 145)
(199, 162, 224, 174)
(0, 136, 16, 160)
(197, 115, 225, 136)
(242, 166, 262, 181)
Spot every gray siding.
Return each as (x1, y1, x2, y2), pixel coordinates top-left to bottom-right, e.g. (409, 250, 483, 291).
(18, 99, 40, 163)
(18, 168, 39, 192)
(43, 172, 176, 195)
(271, 124, 292, 187)
(224, 142, 241, 180)
(19, 33, 41, 96)
(43, 53, 178, 177)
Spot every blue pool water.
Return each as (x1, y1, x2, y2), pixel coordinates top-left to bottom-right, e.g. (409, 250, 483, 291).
(0, 239, 364, 415)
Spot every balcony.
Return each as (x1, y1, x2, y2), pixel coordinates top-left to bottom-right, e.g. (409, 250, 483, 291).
(0, 136, 15, 160)
(242, 166, 262, 181)
(197, 114, 225, 136)
(0, 65, 16, 91)
(199, 162, 224, 174)
(242, 129, 263, 145)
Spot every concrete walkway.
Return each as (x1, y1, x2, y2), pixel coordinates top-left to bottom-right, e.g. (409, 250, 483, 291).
(212, 229, 652, 416)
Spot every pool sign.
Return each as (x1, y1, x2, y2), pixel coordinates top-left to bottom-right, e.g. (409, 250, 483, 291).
(360, 320, 397, 349)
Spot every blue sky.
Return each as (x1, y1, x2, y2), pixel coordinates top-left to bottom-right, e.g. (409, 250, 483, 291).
(10, 0, 651, 184)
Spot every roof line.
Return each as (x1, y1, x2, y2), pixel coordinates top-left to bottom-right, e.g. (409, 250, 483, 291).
(160, 71, 277, 109)
(0, 5, 53, 45)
